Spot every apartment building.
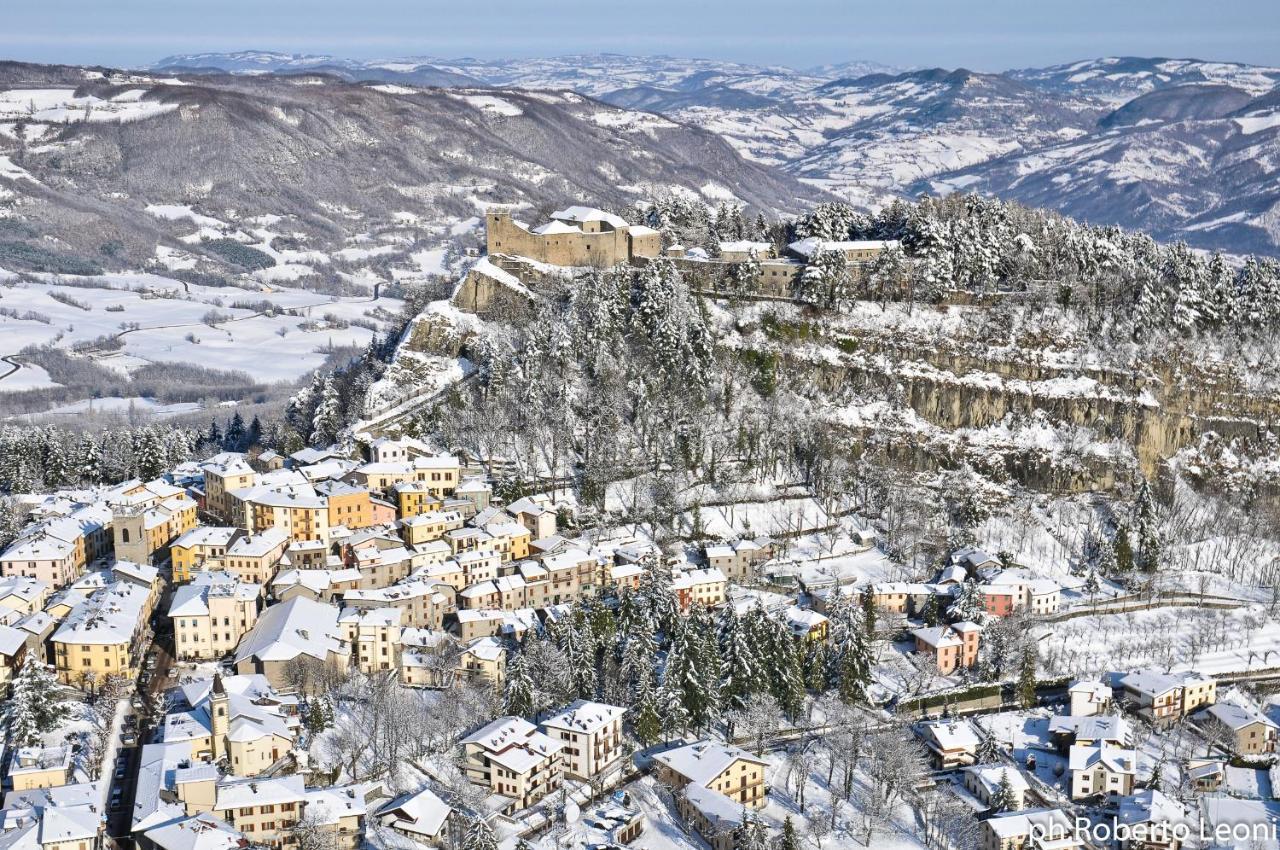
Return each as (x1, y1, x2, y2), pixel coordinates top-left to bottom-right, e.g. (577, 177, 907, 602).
(539, 701, 625, 781)
(202, 454, 258, 520)
(339, 606, 403, 674)
(51, 581, 149, 688)
(212, 776, 306, 846)
(461, 716, 565, 812)
(169, 571, 261, 661)
(315, 480, 375, 531)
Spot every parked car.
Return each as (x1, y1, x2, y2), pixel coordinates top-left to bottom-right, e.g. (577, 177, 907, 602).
(121, 732, 137, 746)
(114, 764, 127, 780)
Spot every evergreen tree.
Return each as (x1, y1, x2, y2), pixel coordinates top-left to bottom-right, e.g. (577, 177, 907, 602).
(75, 433, 102, 485)
(921, 592, 941, 627)
(1133, 481, 1163, 573)
(1017, 647, 1038, 709)
(224, 412, 247, 451)
(461, 816, 499, 850)
(860, 589, 878, 637)
(6, 658, 69, 746)
(631, 671, 662, 746)
(310, 377, 342, 447)
(988, 769, 1017, 813)
(503, 652, 536, 718)
(733, 810, 770, 850)
(779, 815, 799, 850)
(133, 428, 166, 480)
(976, 732, 1001, 764)
(717, 605, 759, 713)
(1113, 524, 1135, 573)
(1083, 570, 1101, 601)
(948, 579, 988, 624)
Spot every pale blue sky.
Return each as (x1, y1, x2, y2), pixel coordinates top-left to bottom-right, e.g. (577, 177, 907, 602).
(3, 0, 1278, 71)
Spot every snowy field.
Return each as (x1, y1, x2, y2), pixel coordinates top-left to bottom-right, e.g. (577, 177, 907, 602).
(0, 271, 404, 392)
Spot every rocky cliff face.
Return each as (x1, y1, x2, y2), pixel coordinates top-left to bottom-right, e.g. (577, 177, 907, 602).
(736, 309, 1280, 493)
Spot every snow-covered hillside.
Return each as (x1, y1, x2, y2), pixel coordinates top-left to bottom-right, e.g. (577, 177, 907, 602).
(154, 51, 1280, 255)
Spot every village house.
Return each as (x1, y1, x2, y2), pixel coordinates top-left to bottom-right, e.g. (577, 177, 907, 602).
(1048, 714, 1131, 753)
(339, 606, 402, 675)
(980, 809, 1085, 850)
(170, 527, 243, 583)
(679, 784, 749, 850)
(652, 741, 769, 810)
(1199, 702, 1278, 755)
(376, 786, 452, 846)
(539, 701, 626, 781)
(0, 576, 51, 615)
(782, 606, 829, 642)
(963, 765, 1029, 811)
(1115, 789, 1190, 850)
(671, 568, 728, 613)
(300, 784, 378, 850)
(314, 480, 375, 531)
(232, 597, 350, 688)
(460, 716, 565, 812)
(143, 812, 246, 850)
(170, 571, 260, 661)
(703, 539, 772, 584)
(0, 622, 29, 695)
(201, 454, 258, 520)
(1118, 670, 1216, 726)
(220, 529, 290, 586)
(918, 719, 981, 769)
(7, 746, 73, 791)
(1069, 679, 1113, 717)
(212, 775, 306, 846)
(787, 236, 899, 264)
(0, 529, 83, 589)
(911, 622, 981, 675)
(1069, 743, 1137, 800)
(398, 511, 463, 547)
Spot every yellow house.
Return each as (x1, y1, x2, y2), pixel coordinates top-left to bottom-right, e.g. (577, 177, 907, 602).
(213, 775, 306, 845)
(8, 745, 73, 791)
(0, 576, 51, 614)
(394, 483, 445, 519)
(399, 511, 463, 547)
(653, 741, 769, 810)
(170, 527, 242, 584)
(221, 528, 290, 585)
(51, 581, 149, 688)
(316, 481, 375, 531)
(202, 453, 258, 521)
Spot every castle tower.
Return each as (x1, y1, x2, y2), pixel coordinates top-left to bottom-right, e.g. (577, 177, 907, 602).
(112, 505, 150, 565)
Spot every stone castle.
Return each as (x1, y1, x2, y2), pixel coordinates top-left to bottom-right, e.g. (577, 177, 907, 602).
(454, 203, 899, 313)
(485, 206, 663, 266)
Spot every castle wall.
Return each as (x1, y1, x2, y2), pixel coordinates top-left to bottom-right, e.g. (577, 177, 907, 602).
(486, 212, 632, 266)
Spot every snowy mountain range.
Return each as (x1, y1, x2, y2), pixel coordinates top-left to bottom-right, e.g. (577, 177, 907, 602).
(154, 52, 1280, 256)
